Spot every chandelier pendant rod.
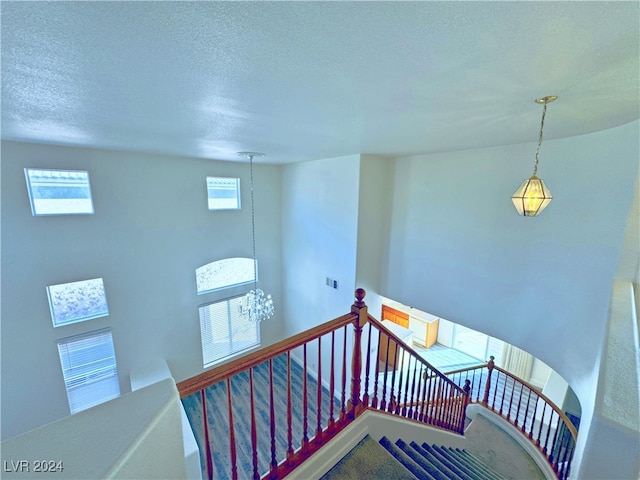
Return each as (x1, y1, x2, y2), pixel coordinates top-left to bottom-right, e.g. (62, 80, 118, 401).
(249, 154, 258, 291)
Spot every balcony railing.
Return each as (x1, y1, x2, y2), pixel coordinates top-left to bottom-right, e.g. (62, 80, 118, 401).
(177, 289, 576, 479)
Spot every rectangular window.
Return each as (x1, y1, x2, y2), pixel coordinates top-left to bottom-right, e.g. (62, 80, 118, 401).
(199, 295, 260, 367)
(25, 168, 94, 215)
(57, 329, 120, 414)
(47, 278, 109, 327)
(207, 177, 241, 210)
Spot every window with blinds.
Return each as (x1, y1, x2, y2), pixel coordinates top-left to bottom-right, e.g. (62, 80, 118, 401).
(57, 328, 120, 414)
(199, 295, 260, 367)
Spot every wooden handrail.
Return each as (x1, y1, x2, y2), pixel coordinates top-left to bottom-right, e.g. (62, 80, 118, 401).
(367, 315, 467, 394)
(492, 364, 578, 441)
(182, 289, 580, 479)
(441, 356, 578, 479)
(442, 360, 578, 441)
(177, 311, 357, 398)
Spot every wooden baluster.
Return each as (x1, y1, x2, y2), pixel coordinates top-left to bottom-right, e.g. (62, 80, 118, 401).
(559, 434, 575, 479)
(445, 381, 454, 429)
(508, 376, 516, 420)
(408, 357, 418, 419)
(380, 334, 390, 411)
(371, 328, 381, 409)
(483, 356, 495, 406)
(302, 343, 310, 454)
(549, 420, 562, 468)
(513, 381, 525, 427)
(394, 349, 405, 415)
(536, 403, 547, 446)
(441, 379, 449, 427)
(315, 336, 323, 442)
(542, 410, 555, 455)
(340, 326, 347, 420)
(412, 364, 423, 420)
(226, 378, 238, 480)
(529, 392, 540, 440)
(474, 369, 482, 401)
(348, 288, 367, 418)
(328, 331, 336, 432)
(249, 369, 260, 479)
(286, 352, 294, 466)
(418, 369, 427, 422)
(492, 370, 500, 412)
(401, 353, 412, 416)
(441, 380, 450, 428)
(388, 341, 398, 413)
(200, 389, 213, 480)
(431, 374, 440, 425)
(503, 375, 511, 419)
(462, 379, 471, 433)
(439, 378, 447, 427)
(268, 360, 277, 478)
(423, 370, 434, 423)
(362, 323, 372, 408)
(522, 388, 532, 433)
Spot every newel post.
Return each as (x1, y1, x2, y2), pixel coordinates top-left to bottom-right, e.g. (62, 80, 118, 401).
(482, 355, 495, 406)
(348, 288, 368, 419)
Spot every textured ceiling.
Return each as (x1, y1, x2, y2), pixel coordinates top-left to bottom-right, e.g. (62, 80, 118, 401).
(1, 1, 639, 164)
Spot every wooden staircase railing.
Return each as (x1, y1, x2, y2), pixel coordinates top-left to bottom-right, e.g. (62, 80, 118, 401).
(443, 356, 578, 480)
(359, 314, 469, 433)
(176, 288, 468, 479)
(177, 288, 578, 479)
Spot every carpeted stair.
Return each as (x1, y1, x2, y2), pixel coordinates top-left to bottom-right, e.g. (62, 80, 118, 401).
(322, 435, 508, 480)
(379, 437, 507, 480)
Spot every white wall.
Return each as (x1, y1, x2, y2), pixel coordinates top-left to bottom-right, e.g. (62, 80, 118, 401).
(280, 154, 361, 398)
(384, 120, 638, 385)
(0, 379, 185, 479)
(382, 120, 639, 478)
(355, 155, 394, 317)
(281, 154, 360, 335)
(0, 141, 283, 440)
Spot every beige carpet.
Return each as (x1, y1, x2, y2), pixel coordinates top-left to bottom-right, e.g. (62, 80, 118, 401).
(320, 435, 416, 480)
(463, 414, 545, 480)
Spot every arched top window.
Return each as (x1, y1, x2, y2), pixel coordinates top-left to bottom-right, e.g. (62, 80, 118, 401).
(195, 257, 256, 295)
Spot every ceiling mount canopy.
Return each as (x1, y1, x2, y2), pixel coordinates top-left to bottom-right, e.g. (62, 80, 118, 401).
(236, 152, 274, 323)
(511, 96, 557, 217)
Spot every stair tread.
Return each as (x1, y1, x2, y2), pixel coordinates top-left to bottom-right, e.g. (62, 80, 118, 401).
(321, 435, 418, 480)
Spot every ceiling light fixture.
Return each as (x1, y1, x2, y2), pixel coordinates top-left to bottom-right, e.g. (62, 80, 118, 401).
(511, 96, 557, 217)
(236, 152, 274, 323)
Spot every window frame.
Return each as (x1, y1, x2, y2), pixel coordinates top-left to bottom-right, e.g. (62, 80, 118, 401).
(47, 277, 109, 327)
(195, 257, 257, 295)
(24, 168, 95, 216)
(56, 328, 120, 414)
(206, 176, 241, 211)
(198, 293, 261, 368)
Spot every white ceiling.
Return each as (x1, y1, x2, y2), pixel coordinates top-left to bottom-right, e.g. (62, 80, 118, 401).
(1, 1, 638, 164)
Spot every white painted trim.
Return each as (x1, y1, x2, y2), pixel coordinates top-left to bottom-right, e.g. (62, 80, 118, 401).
(466, 404, 557, 480)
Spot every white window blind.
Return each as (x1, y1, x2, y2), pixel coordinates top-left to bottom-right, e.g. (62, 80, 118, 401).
(57, 328, 120, 414)
(199, 295, 259, 367)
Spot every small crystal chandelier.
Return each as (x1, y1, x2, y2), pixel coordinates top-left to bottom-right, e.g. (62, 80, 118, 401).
(237, 152, 275, 323)
(512, 96, 557, 216)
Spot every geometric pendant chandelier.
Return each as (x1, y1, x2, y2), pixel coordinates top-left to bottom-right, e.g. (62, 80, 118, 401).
(512, 96, 557, 216)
